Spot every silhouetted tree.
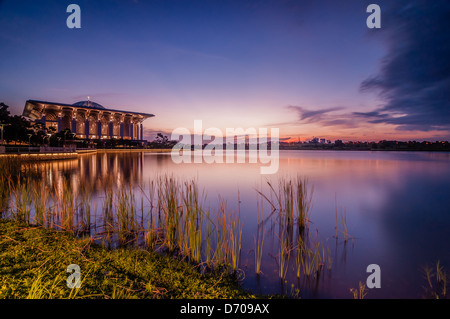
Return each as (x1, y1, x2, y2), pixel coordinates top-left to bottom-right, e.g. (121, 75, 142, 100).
(0, 102, 49, 145)
(147, 132, 176, 149)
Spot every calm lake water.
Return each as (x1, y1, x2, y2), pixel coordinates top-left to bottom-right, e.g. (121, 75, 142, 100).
(32, 150, 450, 298)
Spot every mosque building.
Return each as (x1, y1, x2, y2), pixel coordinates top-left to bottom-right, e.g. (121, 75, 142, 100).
(22, 99, 154, 141)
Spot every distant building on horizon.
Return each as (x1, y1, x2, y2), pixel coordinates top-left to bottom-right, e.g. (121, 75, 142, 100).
(22, 99, 154, 141)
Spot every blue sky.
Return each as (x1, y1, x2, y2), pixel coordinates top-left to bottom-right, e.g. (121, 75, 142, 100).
(1, 0, 449, 141)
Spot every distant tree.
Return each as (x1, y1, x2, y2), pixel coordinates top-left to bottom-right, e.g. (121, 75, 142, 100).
(0, 102, 48, 145)
(155, 133, 168, 144)
(147, 132, 176, 149)
(49, 128, 73, 147)
(0, 102, 11, 122)
(3, 115, 34, 143)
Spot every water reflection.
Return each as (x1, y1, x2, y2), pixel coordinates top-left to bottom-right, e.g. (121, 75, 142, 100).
(35, 151, 146, 195)
(18, 150, 450, 298)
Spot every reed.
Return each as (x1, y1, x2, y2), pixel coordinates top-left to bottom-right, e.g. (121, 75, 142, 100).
(334, 197, 354, 243)
(423, 261, 448, 299)
(183, 181, 204, 264)
(177, 201, 189, 258)
(229, 209, 242, 273)
(295, 230, 329, 278)
(115, 185, 138, 244)
(102, 183, 115, 233)
(143, 180, 158, 250)
(0, 175, 9, 215)
(205, 210, 213, 267)
(53, 181, 76, 232)
(296, 234, 304, 278)
(311, 241, 323, 276)
(142, 176, 247, 270)
(281, 179, 294, 229)
(32, 180, 50, 226)
(254, 197, 265, 275)
(278, 229, 289, 281)
(303, 249, 315, 278)
(0, 156, 24, 181)
(256, 176, 322, 282)
(294, 177, 313, 230)
(350, 281, 367, 299)
(0, 157, 37, 218)
(139, 176, 245, 271)
(259, 175, 313, 232)
(326, 242, 333, 271)
(436, 261, 447, 298)
(338, 209, 353, 243)
(157, 175, 181, 252)
(9, 177, 32, 223)
(144, 202, 159, 251)
(213, 210, 223, 266)
(73, 185, 92, 234)
(334, 193, 338, 238)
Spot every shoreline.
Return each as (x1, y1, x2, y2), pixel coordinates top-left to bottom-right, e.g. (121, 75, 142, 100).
(96, 148, 172, 153)
(0, 148, 174, 161)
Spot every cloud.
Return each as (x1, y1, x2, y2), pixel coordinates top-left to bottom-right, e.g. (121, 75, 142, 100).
(287, 105, 344, 122)
(360, 0, 450, 132)
(286, 105, 359, 128)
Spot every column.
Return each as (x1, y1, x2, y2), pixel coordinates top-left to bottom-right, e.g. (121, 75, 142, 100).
(97, 120, 102, 138)
(85, 118, 90, 138)
(120, 122, 124, 139)
(57, 116, 62, 133)
(71, 114, 77, 135)
(136, 123, 139, 141)
(140, 123, 143, 140)
(41, 115, 47, 133)
(130, 123, 134, 140)
(109, 120, 113, 138)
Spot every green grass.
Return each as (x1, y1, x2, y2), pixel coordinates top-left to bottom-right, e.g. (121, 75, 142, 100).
(0, 219, 255, 299)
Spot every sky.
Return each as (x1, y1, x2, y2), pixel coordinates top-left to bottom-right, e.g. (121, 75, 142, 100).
(1, 0, 449, 142)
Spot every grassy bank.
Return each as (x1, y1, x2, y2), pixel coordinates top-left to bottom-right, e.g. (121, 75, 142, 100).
(0, 219, 255, 299)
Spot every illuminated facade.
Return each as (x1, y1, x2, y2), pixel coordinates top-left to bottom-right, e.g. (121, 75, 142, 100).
(22, 99, 154, 140)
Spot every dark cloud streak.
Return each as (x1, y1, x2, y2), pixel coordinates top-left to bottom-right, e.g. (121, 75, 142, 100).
(286, 105, 358, 128)
(360, 0, 450, 132)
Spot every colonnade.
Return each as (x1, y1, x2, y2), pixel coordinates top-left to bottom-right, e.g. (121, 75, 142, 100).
(40, 107, 145, 140)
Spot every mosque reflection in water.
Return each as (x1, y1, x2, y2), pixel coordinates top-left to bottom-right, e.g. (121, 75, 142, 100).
(37, 151, 147, 196)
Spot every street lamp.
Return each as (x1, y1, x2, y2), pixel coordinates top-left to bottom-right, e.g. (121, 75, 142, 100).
(42, 133, 51, 146)
(28, 134, 32, 152)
